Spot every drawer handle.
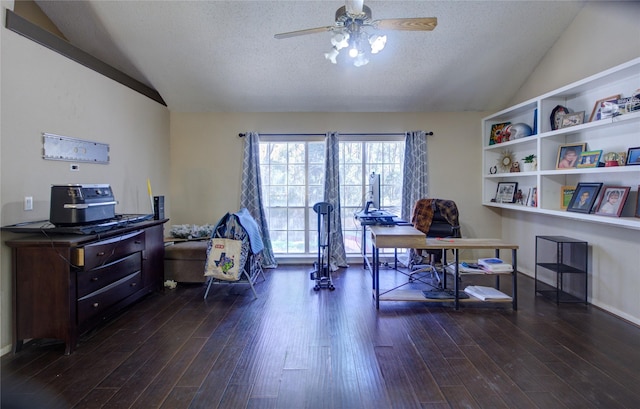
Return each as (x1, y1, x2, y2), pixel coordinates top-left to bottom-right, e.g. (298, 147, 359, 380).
(135, 240, 142, 244)
(97, 251, 105, 256)
(91, 277, 98, 282)
(92, 302, 99, 308)
(131, 282, 137, 287)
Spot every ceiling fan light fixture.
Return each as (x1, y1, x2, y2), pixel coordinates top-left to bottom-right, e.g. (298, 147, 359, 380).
(369, 34, 386, 54)
(324, 47, 340, 64)
(274, 2, 436, 67)
(353, 53, 369, 67)
(331, 32, 350, 50)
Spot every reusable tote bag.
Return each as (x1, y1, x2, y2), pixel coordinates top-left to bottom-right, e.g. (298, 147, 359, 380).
(205, 238, 244, 281)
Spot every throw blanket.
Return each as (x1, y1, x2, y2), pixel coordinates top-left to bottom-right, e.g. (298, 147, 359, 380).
(411, 199, 461, 238)
(233, 208, 264, 254)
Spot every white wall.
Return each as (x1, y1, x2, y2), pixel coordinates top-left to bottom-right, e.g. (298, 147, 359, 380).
(505, 1, 640, 324)
(0, 1, 170, 354)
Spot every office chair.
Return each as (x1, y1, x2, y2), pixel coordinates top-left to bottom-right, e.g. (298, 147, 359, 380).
(409, 198, 461, 287)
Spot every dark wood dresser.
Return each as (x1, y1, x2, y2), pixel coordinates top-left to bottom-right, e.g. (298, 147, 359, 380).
(6, 219, 167, 354)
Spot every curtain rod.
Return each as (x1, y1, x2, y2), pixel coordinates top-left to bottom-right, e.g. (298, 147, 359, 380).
(238, 132, 433, 137)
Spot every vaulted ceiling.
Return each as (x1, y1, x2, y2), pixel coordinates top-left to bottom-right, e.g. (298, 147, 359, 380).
(33, 1, 586, 113)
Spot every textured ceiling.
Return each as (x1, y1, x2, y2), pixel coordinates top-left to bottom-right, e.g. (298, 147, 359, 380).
(34, 0, 586, 113)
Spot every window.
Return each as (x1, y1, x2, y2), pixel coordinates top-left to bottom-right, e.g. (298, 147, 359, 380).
(260, 137, 404, 255)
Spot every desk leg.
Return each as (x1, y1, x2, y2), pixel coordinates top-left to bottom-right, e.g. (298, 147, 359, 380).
(512, 248, 518, 310)
(394, 248, 398, 270)
(494, 249, 501, 289)
(362, 225, 367, 268)
(442, 249, 447, 290)
(454, 249, 460, 310)
(371, 241, 376, 291)
(373, 246, 380, 309)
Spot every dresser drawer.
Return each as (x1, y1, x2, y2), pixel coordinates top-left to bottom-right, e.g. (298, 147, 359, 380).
(77, 271, 142, 323)
(77, 252, 142, 298)
(77, 230, 145, 270)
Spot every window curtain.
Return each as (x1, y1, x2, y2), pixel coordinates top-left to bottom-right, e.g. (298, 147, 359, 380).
(240, 132, 277, 268)
(324, 132, 348, 270)
(401, 130, 429, 221)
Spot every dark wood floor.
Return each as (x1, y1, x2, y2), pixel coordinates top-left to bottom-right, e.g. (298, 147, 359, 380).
(2, 264, 640, 409)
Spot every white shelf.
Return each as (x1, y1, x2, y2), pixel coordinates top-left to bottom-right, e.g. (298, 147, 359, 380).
(482, 58, 640, 230)
(483, 201, 640, 230)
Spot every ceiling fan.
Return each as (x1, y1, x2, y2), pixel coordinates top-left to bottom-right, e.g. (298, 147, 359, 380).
(274, 0, 437, 66)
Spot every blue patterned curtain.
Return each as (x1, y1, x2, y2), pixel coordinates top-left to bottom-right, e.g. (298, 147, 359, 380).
(240, 132, 277, 268)
(401, 130, 429, 220)
(324, 132, 348, 269)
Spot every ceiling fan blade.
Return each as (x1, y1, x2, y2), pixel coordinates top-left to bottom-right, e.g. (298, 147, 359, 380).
(345, 0, 364, 15)
(274, 25, 336, 39)
(374, 17, 437, 31)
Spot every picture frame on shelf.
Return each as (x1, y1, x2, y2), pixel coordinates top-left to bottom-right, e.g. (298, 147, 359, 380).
(594, 186, 630, 217)
(589, 94, 621, 122)
(577, 150, 603, 168)
(550, 105, 570, 130)
(567, 182, 602, 214)
(559, 111, 585, 128)
(489, 122, 510, 145)
(556, 143, 587, 169)
(561, 186, 576, 210)
(635, 186, 640, 218)
(616, 94, 640, 115)
(494, 182, 518, 203)
(617, 151, 628, 166)
(527, 187, 538, 207)
(626, 146, 640, 165)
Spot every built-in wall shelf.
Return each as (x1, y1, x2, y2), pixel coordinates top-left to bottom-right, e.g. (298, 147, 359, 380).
(482, 58, 640, 231)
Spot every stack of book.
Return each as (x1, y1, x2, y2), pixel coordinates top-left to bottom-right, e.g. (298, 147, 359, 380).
(463, 285, 512, 301)
(477, 258, 513, 273)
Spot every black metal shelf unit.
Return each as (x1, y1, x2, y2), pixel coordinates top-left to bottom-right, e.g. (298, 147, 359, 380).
(535, 236, 588, 304)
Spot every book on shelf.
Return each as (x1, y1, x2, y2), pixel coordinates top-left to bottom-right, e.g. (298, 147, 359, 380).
(478, 258, 513, 272)
(445, 262, 487, 274)
(464, 285, 512, 301)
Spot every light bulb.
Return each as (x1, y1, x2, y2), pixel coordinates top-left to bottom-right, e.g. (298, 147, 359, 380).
(348, 46, 359, 58)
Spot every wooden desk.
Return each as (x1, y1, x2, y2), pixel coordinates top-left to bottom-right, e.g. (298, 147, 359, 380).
(369, 225, 518, 310)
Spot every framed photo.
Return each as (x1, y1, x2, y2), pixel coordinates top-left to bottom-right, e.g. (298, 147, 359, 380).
(561, 186, 576, 210)
(556, 143, 587, 169)
(594, 186, 630, 217)
(567, 182, 602, 213)
(589, 94, 621, 122)
(489, 122, 510, 145)
(577, 150, 602, 168)
(550, 105, 569, 130)
(636, 186, 640, 218)
(626, 146, 640, 166)
(495, 182, 518, 203)
(559, 111, 585, 128)
(526, 187, 538, 207)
